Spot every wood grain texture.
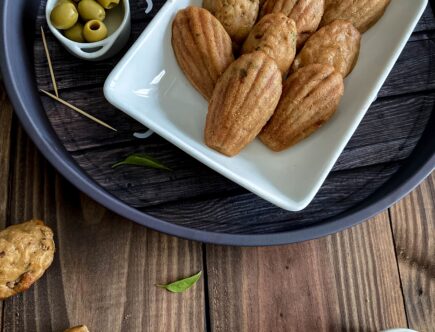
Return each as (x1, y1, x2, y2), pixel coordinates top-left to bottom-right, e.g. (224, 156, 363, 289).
(143, 162, 402, 233)
(42, 86, 434, 156)
(30, 0, 435, 233)
(390, 172, 435, 331)
(44, 92, 432, 226)
(34, 20, 435, 95)
(0, 84, 13, 329)
(206, 212, 407, 331)
(415, 6, 435, 32)
(1, 120, 205, 332)
(0, 84, 13, 228)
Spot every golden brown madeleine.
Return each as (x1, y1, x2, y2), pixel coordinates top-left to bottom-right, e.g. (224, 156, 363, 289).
(259, 0, 324, 49)
(260, 64, 344, 151)
(0, 220, 55, 300)
(64, 326, 90, 332)
(205, 51, 282, 156)
(242, 13, 297, 76)
(321, 0, 390, 33)
(172, 6, 234, 101)
(203, 0, 260, 45)
(292, 20, 361, 77)
(259, 0, 267, 7)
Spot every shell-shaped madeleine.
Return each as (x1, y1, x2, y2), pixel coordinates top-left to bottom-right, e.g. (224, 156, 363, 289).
(292, 20, 361, 77)
(203, 0, 260, 45)
(242, 13, 297, 76)
(172, 6, 235, 100)
(260, 64, 344, 151)
(321, 0, 391, 33)
(259, 0, 324, 49)
(205, 51, 282, 156)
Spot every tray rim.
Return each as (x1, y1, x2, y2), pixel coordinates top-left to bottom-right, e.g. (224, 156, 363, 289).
(1, 0, 434, 246)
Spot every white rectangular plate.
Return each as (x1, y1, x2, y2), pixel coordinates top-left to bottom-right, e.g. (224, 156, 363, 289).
(104, 0, 428, 211)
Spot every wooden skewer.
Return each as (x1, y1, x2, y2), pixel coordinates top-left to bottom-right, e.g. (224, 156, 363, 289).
(40, 89, 118, 132)
(40, 26, 59, 98)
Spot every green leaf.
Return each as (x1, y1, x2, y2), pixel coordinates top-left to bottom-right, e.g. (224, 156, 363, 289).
(157, 271, 202, 293)
(112, 153, 172, 171)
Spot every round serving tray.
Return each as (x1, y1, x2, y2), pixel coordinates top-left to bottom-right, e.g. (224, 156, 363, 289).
(1, 0, 434, 245)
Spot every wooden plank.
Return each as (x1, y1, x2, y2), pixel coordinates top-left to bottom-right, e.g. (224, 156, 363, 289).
(0, 84, 14, 332)
(0, 84, 13, 227)
(335, 92, 434, 170)
(34, 20, 435, 95)
(34, 23, 148, 92)
(70, 141, 400, 213)
(389, 172, 435, 331)
(49, 87, 432, 159)
(40, 87, 145, 151)
(379, 36, 435, 97)
(2, 123, 205, 332)
(61, 93, 433, 216)
(206, 212, 407, 331)
(72, 140, 241, 208)
(415, 6, 435, 32)
(143, 163, 401, 233)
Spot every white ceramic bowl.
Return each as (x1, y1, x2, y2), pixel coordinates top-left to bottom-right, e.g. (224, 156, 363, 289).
(46, 0, 131, 61)
(104, 0, 428, 211)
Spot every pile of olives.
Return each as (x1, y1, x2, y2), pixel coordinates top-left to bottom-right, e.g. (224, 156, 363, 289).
(50, 0, 120, 43)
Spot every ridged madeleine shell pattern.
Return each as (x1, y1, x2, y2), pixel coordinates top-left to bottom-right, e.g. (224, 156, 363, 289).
(203, 0, 260, 45)
(242, 13, 297, 76)
(172, 6, 235, 101)
(260, 64, 344, 151)
(259, 0, 324, 49)
(292, 19, 361, 77)
(205, 51, 282, 156)
(321, 0, 391, 33)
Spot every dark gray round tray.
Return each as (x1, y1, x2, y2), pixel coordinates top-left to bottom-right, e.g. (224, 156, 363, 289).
(1, 0, 434, 245)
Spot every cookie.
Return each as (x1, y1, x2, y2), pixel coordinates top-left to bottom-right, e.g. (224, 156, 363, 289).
(0, 220, 55, 300)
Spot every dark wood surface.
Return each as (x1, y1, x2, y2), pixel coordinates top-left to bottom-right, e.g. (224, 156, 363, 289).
(0, 1, 434, 330)
(0, 87, 433, 330)
(390, 174, 435, 332)
(32, 1, 435, 234)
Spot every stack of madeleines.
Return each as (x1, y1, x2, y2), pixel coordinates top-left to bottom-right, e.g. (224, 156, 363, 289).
(172, 0, 391, 156)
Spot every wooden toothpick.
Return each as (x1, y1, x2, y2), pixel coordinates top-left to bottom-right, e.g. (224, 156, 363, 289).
(40, 26, 59, 98)
(40, 89, 117, 132)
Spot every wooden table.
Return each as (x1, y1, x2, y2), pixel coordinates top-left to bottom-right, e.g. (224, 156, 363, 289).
(0, 83, 434, 331)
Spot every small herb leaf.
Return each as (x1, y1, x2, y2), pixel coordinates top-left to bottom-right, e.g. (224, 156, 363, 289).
(157, 271, 202, 293)
(112, 153, 171, 171)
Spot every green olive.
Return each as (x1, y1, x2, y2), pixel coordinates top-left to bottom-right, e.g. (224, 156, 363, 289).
(50, 3, 78, 30)
(83, 20, 108, 42)
(64, 22, 85, 42)
(97, 0, 119, 9)
(78, 0, 106, 21)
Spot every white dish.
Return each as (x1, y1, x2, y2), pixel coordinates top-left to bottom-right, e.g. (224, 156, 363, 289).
(46, 0, 131, 61)
(104, 0, 428, 211)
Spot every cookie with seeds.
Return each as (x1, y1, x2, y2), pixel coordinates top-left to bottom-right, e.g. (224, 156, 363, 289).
(242, 13, 297, 76)
(0, 220, 55, 300)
